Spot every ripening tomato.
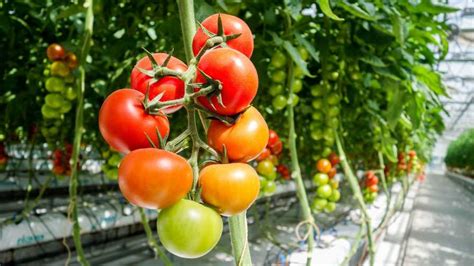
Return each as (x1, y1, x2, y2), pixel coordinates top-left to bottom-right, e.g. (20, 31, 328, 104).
(327, 167, 337, 179)
(199, 163, 259, 216)
(269, 139, 283, 155)
(98, 89, 170, 153)
(366, 176, 379, 186)
(277, 164, 290, 180)
(268, 130, 280, 147)
(256, 159, 275, 177)
(65, 52, 78, 69)
(207, 106, 268, 162)
(316, 159, 332, 174)
(365, 170, 375, 179)
(328, 152, 340, 166)
(196, 48, 258, 116)
(157, 199, 223, 258)
(47, 43, 65, 61)
(192, 14, 254, 58)
(118, 148, 192, 209)
(130, 53, 187, 114)
(256, 148, 270, 161)
(408, 150, 416, 158)
(51, 61, 70, 77)
(368, 184, 379, 193)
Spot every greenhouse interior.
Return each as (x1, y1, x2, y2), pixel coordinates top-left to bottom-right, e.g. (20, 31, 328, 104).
(0, 0, 473, 265)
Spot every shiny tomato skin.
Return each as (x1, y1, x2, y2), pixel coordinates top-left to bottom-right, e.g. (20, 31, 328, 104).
(130, 53, 187, 114)
(256, 147, 270, 161)
(118, 148, 192, 209)
(207, 106, 268, 162)
(47, 43, 65, 61)
(328, 152, 340, 166)
(157, 199, 223, 258)
(365, 170, 375, 179)
(368, 184, 379, 193)
(98, 89, 170, 153)
(366, 176, 379, 186)
(327, 167, 337, 179)
(192, 14, 253, 58)
(199, 163, 260, 216)
(269, 140, 283, 155)
(316, 159, 332, 174)
(65, 52, 78, 69)
(268, 130, 280, 147)
(196, 48, 258, 116)
(277, 164, 290, 180)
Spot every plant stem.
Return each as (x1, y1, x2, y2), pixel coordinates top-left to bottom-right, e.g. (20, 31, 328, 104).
(375, 151, 391, 230)
(177, 0, 196, 63)
(229, 212, 252, 266)
(67, 1, 93, 265)
(138, 208, 172, 265)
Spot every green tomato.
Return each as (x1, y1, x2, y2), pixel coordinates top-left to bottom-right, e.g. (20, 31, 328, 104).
(324, 202, 336, 213)
(298, 46, 309, 61)
(313, 173, 329, 186)
(316, 184, 333, 199)
(328, 189, 340, 202)
(64, 87, 77, 100)
(45, 93, 66, 109)
(294, 67, 305, 78)
(59, 100, 72, 114)
(351, 72, 361, 81)
(157, 199, 223, 259)
(271, 70, 286, 83)
(259, 176, 268, 189)
(322, 147, 332, 158)
(272, 95, 287, 110)
(51, 61, 70, 77)
(43, 68, 50, 76)
(328, 106, 340, 117)
(312, 198, 328, 211)
(45, 77, 65, 93)
(326, 117, 339, 128)
(256, 159, 275, 177)
(327, 93, 340, 105)
(310, 85, 323, 97)
(263, 180, 277, 195)
(311, 128, 324, 140)
(292, 79, 303, 93)
(329, 71, 339, 81)
(324, 138, 335, 147)
(269, 84, 284, 96)
(48, 127, 59, 136)
(312, 98, 324, 109)
(270, 51, 287, 69)
(290, 94, 299, 106)
(312, 112, 324, 121)
(41, 105, 61, 119)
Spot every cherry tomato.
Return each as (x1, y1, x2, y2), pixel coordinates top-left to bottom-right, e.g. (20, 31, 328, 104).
(271, 70, 286, 83)
(272, 95, 287, 110)
(256, 147, 271, 161)
(277, 164, 290, 180)
(366, 176, 379, 186)
(269, 139, 283, 155)
(268, 154, 279, 166)
(328, 152, 340, 166)
(316, 184, 333, 199)
(51, 61, 70, 77)
(270, 51, 287, 68)
(45, 77, 65, 93)
(365, 171, 375, 179)
(298, 46, 309, 61)
(313, 173, 329, 186)
(324, 202, 336, 213)
(368, 184, 379, 193)
(312, 198, 327, 211)
(268, 129, 280, 147)
(192, 14, 253, 58)
(196, 48, 258, 115)
(312, 98, 323, 109)
(199, 163, 259, 216)
(65, 52, 78, 69)
(207, 106, 268, 162)
(328, 190, 340, 202)
(327, 93, 340, 105)
(157, 199, 223, 258)
(256, 159, 275, 177)
(327, 167, 337, 179)
(292, 80, 303, 93)
(99, 89, 170, 153)
(130, 53, 187, 114)
(316, 159, 332, 174)
(118, 148, 192, 209)
(409, 150, 417, 158)
(269, 84, 284, 96)
(329, 179, 339, 189)
(263, 180, 277, 195)
(47, 43, 65, 61)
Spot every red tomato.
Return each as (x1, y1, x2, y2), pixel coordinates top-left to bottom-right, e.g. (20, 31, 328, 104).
(196, 48, 258, 116)
(277, 164, 290, 180)
(99, 89, 170, 154)
(118, 148, 193, 209)
(207, 106, 268, 162)
(328, 152, 340, 166)
(408, 150, 416, 158)
(365, 170, 375, 179)
(269, 140, 283, 155)
(268, 130, 280, 147)
(328, 167, 337, 179)
(130, 53, 188, 114)
(368, 184, 379, 193)
(192, 14, 254, 58)
(316, 159, 332, 174)
(256, 148, 271, 161)
(199, 163, 259, 216)
(366, 176, 379, 186)
(47, 43, 65, 61)
(65, 52, 78, 69)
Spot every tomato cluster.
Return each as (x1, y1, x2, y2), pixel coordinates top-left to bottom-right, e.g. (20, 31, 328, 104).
(254, 129, 290, 196)
(41, 44, 78, 145)
(0, 142, 8, 171)
(51, 143, 73, 177)
(362, 171, 379, 203)
(99, 13, 265, 259)
(269, 48, 308, 110)
(407, 150, 420, 173)
(311, 154, 341, 213)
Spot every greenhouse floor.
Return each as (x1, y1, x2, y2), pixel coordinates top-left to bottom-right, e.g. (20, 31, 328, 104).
(399, 173, 474, 266)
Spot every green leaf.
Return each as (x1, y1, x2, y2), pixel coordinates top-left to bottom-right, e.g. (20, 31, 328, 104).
(295, 33, 319, 62)
(360, 55, 385, 67)
(413, 65, 447, 96)
(385, 82, 407, 129)
(318, 0, 344, 21)
(382, 141, 398, 163)
(391, 14, 407, 45)
(373, 67, 400, 81)
(56, 5, 86, 20)
(416, 0, 459, 14)
(282, 41, 313, 77)
(339, 1, 375, 21)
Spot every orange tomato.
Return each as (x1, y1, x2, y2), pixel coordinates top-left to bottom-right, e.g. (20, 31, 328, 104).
(199, 163, 260, 216)
(207, 106, 269, 162)
(316, 159, 332, 174)
(328, 167, 337, 179)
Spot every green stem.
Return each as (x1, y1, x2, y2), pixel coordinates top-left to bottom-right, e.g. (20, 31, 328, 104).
(138, 208, 172, 265)
(177, 0, 196, 63)
(341, 223, 366, 266)
(68, 2, 93, 265)
(229, 212, 252, 266)
(375, 151, 391, 230)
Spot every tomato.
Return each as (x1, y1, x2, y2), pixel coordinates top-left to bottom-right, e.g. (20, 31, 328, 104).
(157, 199, 223, 258)
(327, 106, 340, 117)
(51, 61, 70, 77)
(118, 148, 192, 209)
(270, 51, 287, 68)
(329, 179, 339, 189)
(366, 176, 379, 186)
(290, 93, 299, 106)
(329, 71, 339, 80)
(311, 98, 323, 109)
(316, 159, 332, 174)
(313, 173, 329, 186)
(45, 93, 66, 109)
(256, 159, 275, 177)
(312, 198, 327, 211)
(263, 180, 277, 194)
(294, 67, 305, 78)
(272, 95, 287, 110)
(47, 43, 65, 61)
(271, 70, 287, 83)
(196, 48, 258, 115)
(130, 53, 187, 114)
(365, 171, 375, 178)
(269, 140, 283, 155)
(311, 128, 324, 140)
(207, 106, 268, 162)
(199, 163, 259, 216)
(324, 202, 336, 213)
(368, 184, 379, 193)
(256, 147, 270, 161)
(316, 184, 333, 199)
(409, 150, 416, 158)
(192, 14, 253, 58)
(45, 77, 65, 93)
(322, 147, 332, 158)
(59, 101, 72, 113)
(328, 152, 340, 166)
(327, 93, 340, 106)
(268, 130, 280, 147)
(65, 52, 78, 69)
(327, 167, 337, 179)
(328, 189, 340, 202)
(310, 85, 324, 97)
(277, 164, 290, 180)
(292, 80, 303, 93)
(41, 105, 61, 119)
(99, 89, 170, 153)
(269, 84, 283, 96)
(64, 87, 77, 100)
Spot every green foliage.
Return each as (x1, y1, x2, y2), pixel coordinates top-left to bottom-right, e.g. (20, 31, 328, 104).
(445, 129, 474, 171)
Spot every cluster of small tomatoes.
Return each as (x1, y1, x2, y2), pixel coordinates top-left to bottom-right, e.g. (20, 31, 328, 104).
(311, 153, 341, 213)
(255, 129, 290, 195)
(0, 142, 7, 171)
(269, 49, 308, 110)
(98, 14, 268, 258)
(41, 44, 78, 144)
(362, 171, 379, 204)
(51, 143, 73, 177)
